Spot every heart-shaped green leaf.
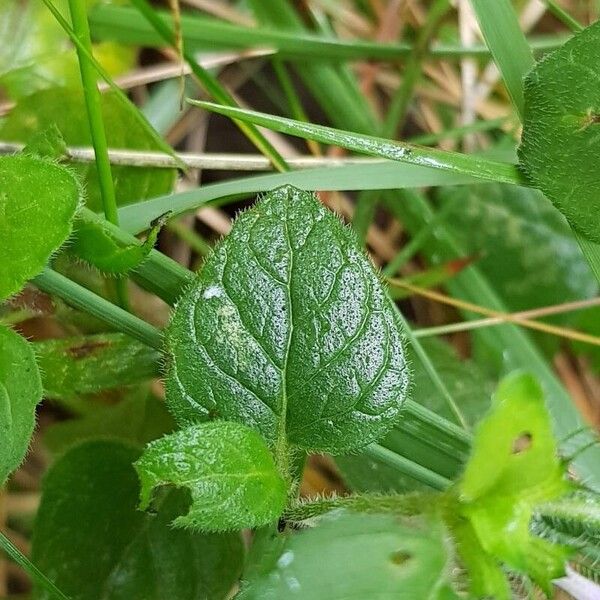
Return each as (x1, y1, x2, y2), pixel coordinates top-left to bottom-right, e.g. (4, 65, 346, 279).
(0, 154, 80, 300)
(32, 440, 244, 600)
(135, 421, 288, 531)
(166, 186, 409, 455)
(519, 21, 600, 243)
(0, 325, 43, 485)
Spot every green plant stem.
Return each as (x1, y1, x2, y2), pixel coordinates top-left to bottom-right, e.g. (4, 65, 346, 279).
(68, 0, 118, 225)
(364, 444, 451, 490)
(41, 0, 182, 168)
(284, 491, 430, 521)
(33, 268, 162, 350)
(0, 531, 70, 600)
(543, 0, 584, 32)
(67, 0, 129, 309)
(129, 0, 289, 173)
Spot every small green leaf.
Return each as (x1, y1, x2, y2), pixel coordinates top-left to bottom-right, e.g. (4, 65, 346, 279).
(460, 372, 566, 501)
(0, 325, 43, 485)
(0, 154, 80, 300)
(454, 372, 571, 596)
(166, 186, 409, 455)
(0, 87, 175, 210)
(239, 510, 457, 599)
(70, 212, 169, 275)
(23, 124, 68, 160)
(35, 333, 160, 401)
(135, 421, 288, 531)
(519, 21, 600, 243)
(32, 440, 244, 600)
(43, 391, 173, 454)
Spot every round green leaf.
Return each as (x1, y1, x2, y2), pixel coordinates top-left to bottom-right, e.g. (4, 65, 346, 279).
(32, 440, 244, 600)
(0, 154, 80, 299)
(239, 510, 457, 599)
(519, 21, 600, 243)
(135, 421, 288, 531)
(0, 325, 43, 485)
(166, 186, 410, 454)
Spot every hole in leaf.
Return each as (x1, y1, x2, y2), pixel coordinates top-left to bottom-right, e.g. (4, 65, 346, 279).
(512, 432, 533, 454)
(578, 109, 600, 130)
(389, 550, 412, 566)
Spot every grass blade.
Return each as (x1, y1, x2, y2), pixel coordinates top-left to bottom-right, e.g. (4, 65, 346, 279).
(88, 5, 570, 61)
(188, 100, 525, 184)
(543, 0, 584, 32)
(0, 531, 70, 600)
(116, 162, 478, 235)
(469, 0, 534, 119)
(41, 0, 183, 169)
(33, 268, 163, 350)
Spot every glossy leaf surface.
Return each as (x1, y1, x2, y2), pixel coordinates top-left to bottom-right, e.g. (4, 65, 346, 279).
(166, 186, 409, 454)
(0, 154, 80, 300)
(135, 421, 288, 531)
(32, 440, 244, 600)
(519, 20, 600, 242)
(239, 510, 457, 599)
(0, 325, 43, 485)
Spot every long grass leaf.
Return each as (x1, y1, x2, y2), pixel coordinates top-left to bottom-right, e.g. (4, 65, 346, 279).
(468, 0, 534, 120)
(88, 5, 569, 61)
(188, 100, 525, 184)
